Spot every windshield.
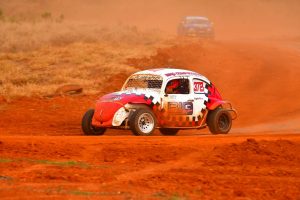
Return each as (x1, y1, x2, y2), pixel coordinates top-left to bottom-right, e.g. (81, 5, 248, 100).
(122, 74, 163, 91)
(185, 18, 210, 25)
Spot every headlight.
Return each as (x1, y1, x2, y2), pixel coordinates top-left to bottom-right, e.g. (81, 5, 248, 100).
(112, 107, 128, 126)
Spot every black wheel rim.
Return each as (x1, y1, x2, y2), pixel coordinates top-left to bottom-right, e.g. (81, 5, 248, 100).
(218, 113, 229, 131)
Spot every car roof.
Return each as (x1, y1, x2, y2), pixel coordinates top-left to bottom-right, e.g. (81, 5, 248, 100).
(185, 16, 209, 20)
(132, 68, 210, 83)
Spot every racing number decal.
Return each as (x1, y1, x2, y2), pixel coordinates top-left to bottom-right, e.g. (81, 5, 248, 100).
(194, 81, 205, 93)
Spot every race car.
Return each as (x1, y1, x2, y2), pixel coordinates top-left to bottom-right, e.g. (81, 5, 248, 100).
(178, 16, 214, 38)
(82, 68, 236, 136)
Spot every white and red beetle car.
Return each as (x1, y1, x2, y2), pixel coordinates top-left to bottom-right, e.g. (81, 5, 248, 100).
(82, 68, 237, 136)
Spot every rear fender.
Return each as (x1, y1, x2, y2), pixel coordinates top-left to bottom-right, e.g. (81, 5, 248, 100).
(206, 83, 237, 119)
(208, 101, 238, 120)
(207, 98, 226, 110)
(206, 83, 223, 110)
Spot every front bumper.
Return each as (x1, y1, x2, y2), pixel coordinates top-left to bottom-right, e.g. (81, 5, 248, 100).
(184, 29, 213, 37)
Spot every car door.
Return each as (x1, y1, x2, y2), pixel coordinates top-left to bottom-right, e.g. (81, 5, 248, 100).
(192, 78, 209, 123)
(160, 77, 195, 127)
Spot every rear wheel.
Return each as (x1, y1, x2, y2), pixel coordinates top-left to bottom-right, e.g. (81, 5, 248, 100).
(207, 107, 232, 134)
(159, 128, 179, 136)
(129, 108, 157, 136)
(81, 109, 106, 136)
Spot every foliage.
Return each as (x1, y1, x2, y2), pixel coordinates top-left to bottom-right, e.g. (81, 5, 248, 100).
(0, 8, 4, 21)
(41, 12, 52, 19)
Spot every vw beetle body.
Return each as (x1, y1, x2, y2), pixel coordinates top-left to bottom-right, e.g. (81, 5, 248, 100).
(82, 68, 236, 136)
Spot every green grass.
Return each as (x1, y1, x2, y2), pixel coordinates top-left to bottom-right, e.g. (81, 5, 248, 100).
(0, 175, 13, 181)
(41, 12, 52, 20)
(68, 190, 95, 196)
(33, 160, 90, 168)
(0, 157, 111, 169)
(43, 187, 125, 197)
(152, 191, 168, 198)
(67, 190, 125, 197)
(0, 157, 91, 168)
(151, 192, 188, 200)
(0, 158, 13, 163)
(169, 193, 188, 200)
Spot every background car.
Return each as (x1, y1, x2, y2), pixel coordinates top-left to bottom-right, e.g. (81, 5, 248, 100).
(178, 16, 215, 39)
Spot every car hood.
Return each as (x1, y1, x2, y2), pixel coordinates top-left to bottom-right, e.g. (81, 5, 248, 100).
(98, 89, 161, 106)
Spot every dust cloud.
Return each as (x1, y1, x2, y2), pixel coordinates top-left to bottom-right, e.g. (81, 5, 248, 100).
(1, 0, 300, 39)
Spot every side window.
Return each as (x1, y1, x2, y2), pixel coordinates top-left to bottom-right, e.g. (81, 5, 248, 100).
(165, 78, 190, 94)
(193, 79, 206, 94)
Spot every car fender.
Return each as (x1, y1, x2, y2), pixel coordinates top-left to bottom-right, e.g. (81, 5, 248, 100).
(207, 98, 226, 110)
(93, 91, 161, 127)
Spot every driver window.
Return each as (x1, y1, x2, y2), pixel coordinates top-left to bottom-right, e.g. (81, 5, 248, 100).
(165, 78, 189, 94)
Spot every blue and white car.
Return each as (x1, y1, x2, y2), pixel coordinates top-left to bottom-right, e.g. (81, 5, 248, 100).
(178, 16, 214, 39)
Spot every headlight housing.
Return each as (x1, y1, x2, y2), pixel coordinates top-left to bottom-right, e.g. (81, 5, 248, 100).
(112, 107, 128, 126)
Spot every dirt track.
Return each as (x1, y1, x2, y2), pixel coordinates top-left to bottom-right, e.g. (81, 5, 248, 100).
(1, 135, 300, 199)
(1, 39, 300, 199)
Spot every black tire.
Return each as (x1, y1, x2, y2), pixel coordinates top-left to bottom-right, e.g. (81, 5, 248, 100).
(159, 128, 179, 136)
(129, 108, 157, 136)
(81, 109, 106, 136)
(207, 107, 232, 134)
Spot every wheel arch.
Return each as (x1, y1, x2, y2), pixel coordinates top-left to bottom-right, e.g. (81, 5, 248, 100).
(207, 101, 237, 120)
(207, 100, 226, 111)
(124, 102, 156, 122)
(126, 102, 153, 110)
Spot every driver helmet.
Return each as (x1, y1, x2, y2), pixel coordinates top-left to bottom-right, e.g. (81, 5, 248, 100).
(168, 79, 180, 89)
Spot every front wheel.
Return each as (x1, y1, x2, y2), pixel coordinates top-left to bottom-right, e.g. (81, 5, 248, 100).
(129, 108, 157, 136)
(159, 128, 179, 136)
(81, 109, 106, 136)
(207, 107, 232, 134)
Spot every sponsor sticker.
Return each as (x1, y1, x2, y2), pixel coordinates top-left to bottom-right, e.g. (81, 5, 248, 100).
(168, 102, 193, 115)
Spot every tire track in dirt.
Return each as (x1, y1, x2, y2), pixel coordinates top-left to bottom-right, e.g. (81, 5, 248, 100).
(113, 151, 203, 183)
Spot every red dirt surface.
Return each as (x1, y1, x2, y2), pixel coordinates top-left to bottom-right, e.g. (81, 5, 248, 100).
(0, 136, 299, 199)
